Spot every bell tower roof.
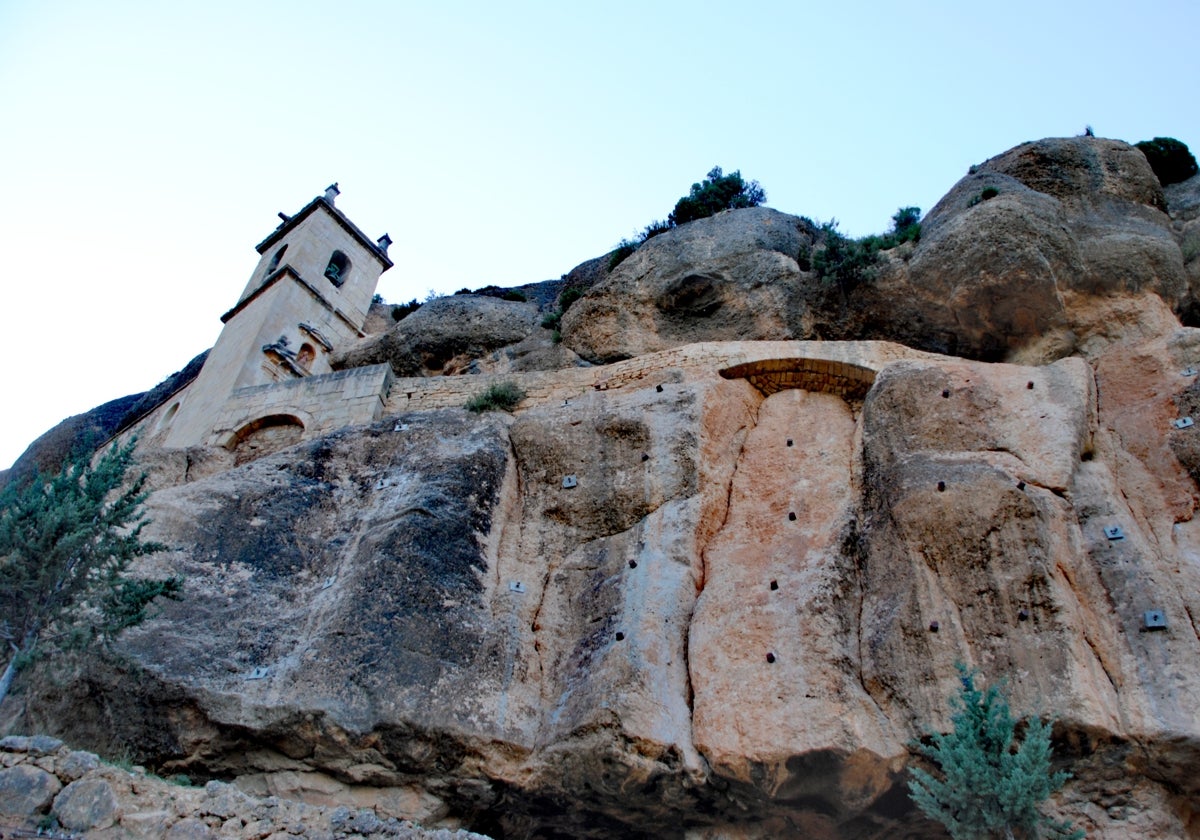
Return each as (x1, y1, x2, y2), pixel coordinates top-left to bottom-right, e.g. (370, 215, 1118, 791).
(256, 186, 393, 271)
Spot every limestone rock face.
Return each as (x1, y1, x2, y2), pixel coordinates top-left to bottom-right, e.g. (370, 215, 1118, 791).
(560, 138, 1189, 365)
(562, 207, 814, 362)
(16, 330, 1200, 838)
(892, 137, 1186, 360)
(333, 294, 540, 376)
(11, 135, 1200, 839)
(1166, 173, 1200, 322)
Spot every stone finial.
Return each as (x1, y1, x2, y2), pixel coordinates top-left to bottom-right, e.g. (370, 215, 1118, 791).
(324, 183, 340, 204)
(376, 233, 393, 255)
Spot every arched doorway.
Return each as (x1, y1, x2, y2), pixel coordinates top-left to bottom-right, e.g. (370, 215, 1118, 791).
(228, 414, 306, 465)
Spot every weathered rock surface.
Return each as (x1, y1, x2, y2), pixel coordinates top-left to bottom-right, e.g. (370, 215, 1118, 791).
(333, 295, 545, 376)
(562, 137, 1191, 365)
(888, 137, 1186, 360)
(1166, 172, 1200, 324)
(10, 134, 1200, 839)
(0, 740, 490, 840)
(10, 330, 1200, 838)
(563, 207, 815, 362)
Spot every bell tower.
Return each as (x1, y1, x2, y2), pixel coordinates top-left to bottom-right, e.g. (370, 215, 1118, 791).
(164, 185, 393, 449)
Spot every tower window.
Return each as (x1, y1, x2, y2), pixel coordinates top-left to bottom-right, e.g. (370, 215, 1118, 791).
(266, 244, 288, 275)
(325, 250, 351, 286)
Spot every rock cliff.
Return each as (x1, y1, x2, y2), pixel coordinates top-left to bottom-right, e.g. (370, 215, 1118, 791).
(6, 136, 1200, 839)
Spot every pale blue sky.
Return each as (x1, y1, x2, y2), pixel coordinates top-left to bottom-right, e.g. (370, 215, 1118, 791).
(2, 0, 1197, 468)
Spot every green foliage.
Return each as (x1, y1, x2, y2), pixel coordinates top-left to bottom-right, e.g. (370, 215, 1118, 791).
(0, 439, 178, 703)
(501, 290, 527, 302)
(981, 187, 1000, 201)
(603, 167, 766, 273)
(669, 166, 766, 226)
(891, 206, 922, 243)
(811, 221, 880, 291)
(540, 286, 584, 336)
(608, 239, 638, 272)
(391, 299, 421, 322)
(908, 665, 1082, 840)
(465, 382, 526, 413)
(372, 293, 385, 305)
(641, 219, 673, 241)
(808, 207, 921, 291)
(558, 287, 583, 312)
(1135, 137, 1199, 186)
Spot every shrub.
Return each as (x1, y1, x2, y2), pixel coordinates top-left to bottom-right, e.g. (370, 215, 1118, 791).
(0, 439, 180, 705)
(1135, 137, 1199, 186)
(882, 206, 921, 247)
(465, 382, 525, 413)
(391, 299, 421, 321)
(559, 287, 583, 312)
(908, 665, 1081, 840)
(608, 239, 638, 272)
(641, 219, 673, 241)
(669, 166, 766, 226)
(811, 221, 880, 291)
(981, 186, 999, 201)
(372, 293, 385, 305)
(541, 311, 561, 330)
(501, 290, 527, 302)
(454, 287, 473, 296)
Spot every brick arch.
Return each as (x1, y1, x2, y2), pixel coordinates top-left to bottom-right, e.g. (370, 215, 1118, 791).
(719, 358, 877, 400)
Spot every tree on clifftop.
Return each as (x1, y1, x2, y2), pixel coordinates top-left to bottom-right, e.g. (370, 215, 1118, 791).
(908, 665, 1082, 840)
(1135, 137, 1198, 187)
(0, 439, 180, 706)
(668, 166, 766, 226)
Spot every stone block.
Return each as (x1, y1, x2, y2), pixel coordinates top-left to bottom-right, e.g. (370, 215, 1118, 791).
(0, 764, 62, 817)
(0, 735, 63, 756)
(53, 777, 120, 831)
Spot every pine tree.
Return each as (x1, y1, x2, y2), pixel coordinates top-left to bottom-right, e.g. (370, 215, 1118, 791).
(0, 439, 181, 706)
(908, 664, 1083, 840)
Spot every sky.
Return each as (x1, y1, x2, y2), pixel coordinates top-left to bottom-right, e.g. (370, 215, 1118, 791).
(1, 0, 1198, 468)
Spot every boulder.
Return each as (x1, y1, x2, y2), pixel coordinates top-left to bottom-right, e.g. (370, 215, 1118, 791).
(0, 764, 62, 817)
(53, 777, 121, 831)
(332, 294, 539, 376)
(562, 207, 813, 362)
(562, 138, 1189, 364)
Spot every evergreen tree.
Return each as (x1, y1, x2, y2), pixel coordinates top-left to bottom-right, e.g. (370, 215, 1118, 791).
(668, 166, 766, 226)
(0, 439, 180, 706)
(908, 665, 1082, 840)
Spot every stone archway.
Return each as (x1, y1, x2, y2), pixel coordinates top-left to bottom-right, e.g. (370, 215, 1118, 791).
(228, 414, 306, 465)
(719, 357, 877, 400)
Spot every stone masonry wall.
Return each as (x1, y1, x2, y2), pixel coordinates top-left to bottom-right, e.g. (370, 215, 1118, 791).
(210, 364, 394, 447)
(383, 340, 939, 414)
